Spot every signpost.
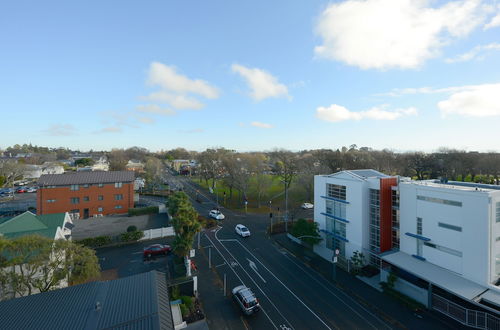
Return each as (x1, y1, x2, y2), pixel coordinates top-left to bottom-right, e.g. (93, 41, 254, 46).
(332, 249, 339, 282)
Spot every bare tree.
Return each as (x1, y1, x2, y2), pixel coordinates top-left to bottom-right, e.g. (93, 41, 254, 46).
(0, 160, 26, 187)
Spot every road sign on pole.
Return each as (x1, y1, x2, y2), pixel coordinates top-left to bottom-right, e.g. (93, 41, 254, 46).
(333, 256, 338, 263)
(335, 249, 340, 255)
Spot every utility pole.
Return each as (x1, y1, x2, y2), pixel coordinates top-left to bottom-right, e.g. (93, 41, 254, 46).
(284, 180, 289, 232)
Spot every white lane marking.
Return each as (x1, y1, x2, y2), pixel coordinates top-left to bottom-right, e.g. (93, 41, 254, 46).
(281, 250, 391, 330)
(203, 232, 278, 330)
(247, 258, 267, 283)
(214, 230, 298, 330)
(225, 240, 334, 330)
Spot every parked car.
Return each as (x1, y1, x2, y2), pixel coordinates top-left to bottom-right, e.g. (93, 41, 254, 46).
(143, 244, 171, 259)
(16, 187, 27, 193)
(301, 202, 314, 209)
(208, 209, 225, 220)
(27, 187, 37, 193)
(235, 224, 250, 237)
(232, 285, 260, 315)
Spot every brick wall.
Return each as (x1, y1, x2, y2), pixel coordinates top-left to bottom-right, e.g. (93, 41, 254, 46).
(37, 182, 134, 218)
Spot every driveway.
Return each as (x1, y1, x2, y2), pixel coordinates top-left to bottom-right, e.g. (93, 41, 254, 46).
(72, 213, 169, 240)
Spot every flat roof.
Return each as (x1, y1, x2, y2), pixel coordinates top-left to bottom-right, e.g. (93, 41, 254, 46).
(402, 180, 500, 193)
(478, 289, 500, 308)
(382, 251, 486, 300)
(38, 171, 135, 186)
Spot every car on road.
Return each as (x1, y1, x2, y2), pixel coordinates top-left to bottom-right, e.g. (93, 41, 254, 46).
(235, 224, 250, 237)
(301, 202, 314, 209)
(208, 209, 225, 220)
(26, 187, 37, 193)
(232, 285, 260, 315)
(143, 244, 171, 259)
(16, 187, 27, 193)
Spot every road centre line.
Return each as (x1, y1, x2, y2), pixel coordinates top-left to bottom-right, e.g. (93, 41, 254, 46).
(203, 232, 279, 330)
(280, 247, 391, 329)
(213, 229, 297, 330)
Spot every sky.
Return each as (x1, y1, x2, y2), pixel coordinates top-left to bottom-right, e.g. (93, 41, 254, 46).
(1, 0, 500, 152)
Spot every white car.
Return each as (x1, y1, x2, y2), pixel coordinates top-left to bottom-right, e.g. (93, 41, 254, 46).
(235, 224, 250, 237)
(301, 202, 314, 209)
(208, 209, 225, 220)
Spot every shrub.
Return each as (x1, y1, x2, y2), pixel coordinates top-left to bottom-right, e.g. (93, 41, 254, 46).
(181, 296, 194, 312)
(119, 230, 144, 242)
(128, 206, 159, 216)
(180, 304, 189, 317)
(127, 225, 138, 232)
(77, 235, 112, 248)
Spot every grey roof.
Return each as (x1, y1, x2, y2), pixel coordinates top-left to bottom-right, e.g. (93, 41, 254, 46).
(38, 171, 135, 186)
(347, 169, 389, 178)
(0, 271, 174, 330)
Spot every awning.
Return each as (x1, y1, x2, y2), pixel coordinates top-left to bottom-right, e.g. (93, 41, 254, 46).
(382, 251, 487, 300)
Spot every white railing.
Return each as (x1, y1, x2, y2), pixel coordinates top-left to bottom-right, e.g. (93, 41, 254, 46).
(140, 227, 175, 240)
(433, 293, 500, 330)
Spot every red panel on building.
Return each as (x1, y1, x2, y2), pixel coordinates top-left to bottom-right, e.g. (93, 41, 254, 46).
(379, 177, 397, 253)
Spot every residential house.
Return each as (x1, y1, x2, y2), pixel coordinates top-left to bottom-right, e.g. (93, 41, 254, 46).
(37, 171, 135, 219)
(126, 159, 145, 173)
(0, 270, 174, 330)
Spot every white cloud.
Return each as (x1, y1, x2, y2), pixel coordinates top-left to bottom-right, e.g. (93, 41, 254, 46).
(251, 121, 274, 129)
(43, 124, 76, 136)
(147, 62, 219, 99)
(142, 91, 204, 109)
(484, 13, 500, 29)
(136, 104, 176, 116)
(316, 104, 417, 122)
(232, 64, 289, 101)
(137, 117, 155, 124)
(314, 0, 489, 69)
(378, 84, 482, 97)
(438, 83, 500, 117)
(446, 42, 500, 63)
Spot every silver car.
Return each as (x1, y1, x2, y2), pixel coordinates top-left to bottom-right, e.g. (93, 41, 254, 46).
(232, 285, 260, 315)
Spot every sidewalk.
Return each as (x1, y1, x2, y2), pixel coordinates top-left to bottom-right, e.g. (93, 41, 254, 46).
(272, 233, 468, 330)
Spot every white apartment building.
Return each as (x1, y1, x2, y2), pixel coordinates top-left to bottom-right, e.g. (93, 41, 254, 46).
(314, 170, 500, 325)
(313, 170, 398, 263)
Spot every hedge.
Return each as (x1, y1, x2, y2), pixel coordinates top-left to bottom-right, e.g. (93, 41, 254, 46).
(120, 230, 144, 242)
(128, 206, 159, 216)
(77, 235, 113, 248)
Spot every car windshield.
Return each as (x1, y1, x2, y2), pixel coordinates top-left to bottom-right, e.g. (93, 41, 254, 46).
(241, 227, 248, 232)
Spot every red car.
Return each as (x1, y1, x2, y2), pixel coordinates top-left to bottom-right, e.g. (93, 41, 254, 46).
(16, 187, 27, 193)
(143, 244, 171, 258)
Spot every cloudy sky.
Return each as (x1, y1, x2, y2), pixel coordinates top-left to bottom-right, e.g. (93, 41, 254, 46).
(1, 0, 500, 152)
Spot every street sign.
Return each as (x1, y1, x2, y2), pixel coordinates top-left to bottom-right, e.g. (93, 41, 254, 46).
(335, 249, 340, 255)
(190, 249, 195, 258)
(333, 257, 338, 263)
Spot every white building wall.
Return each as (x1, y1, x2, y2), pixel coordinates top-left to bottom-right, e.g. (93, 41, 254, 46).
(400, 182, 500, 287)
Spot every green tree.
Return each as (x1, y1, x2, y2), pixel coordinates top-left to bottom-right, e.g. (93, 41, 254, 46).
(168, 192, 202, 257)
(290, 218, 322, 245)
(0, 235, 100, 300)
(74, 158, 94, 167)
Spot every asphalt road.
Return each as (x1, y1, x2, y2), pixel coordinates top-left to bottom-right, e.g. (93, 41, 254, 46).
(165, 170, 393, 330)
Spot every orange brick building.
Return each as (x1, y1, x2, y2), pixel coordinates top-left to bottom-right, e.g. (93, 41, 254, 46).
(37, 171, 135, 219)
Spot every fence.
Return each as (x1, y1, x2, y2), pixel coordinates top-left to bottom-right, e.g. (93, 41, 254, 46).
(432, 293, 500, 330)
(140, 227, 175, 240)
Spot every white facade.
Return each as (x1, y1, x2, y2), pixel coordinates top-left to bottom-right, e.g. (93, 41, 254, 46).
(399, 180, 500, 288)
(313, 170, 392, 262)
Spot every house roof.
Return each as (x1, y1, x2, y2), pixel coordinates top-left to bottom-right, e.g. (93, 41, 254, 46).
(0, 211, 66, 239)
(38, 171, 135, 186)
(0, 270, 174, 330)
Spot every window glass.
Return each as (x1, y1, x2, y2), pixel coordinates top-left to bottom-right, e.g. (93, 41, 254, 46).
(326, 184, 346, 200)
(70, 184, 79, 191)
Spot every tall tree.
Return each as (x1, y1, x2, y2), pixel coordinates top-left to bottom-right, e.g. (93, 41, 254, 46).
(168, 192, 202, 257)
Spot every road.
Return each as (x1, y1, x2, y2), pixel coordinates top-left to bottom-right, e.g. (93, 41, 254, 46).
(165, 170, 393, 330)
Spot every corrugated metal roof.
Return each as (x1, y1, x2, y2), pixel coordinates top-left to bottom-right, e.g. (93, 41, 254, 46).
(0, 271, 174, 330)
(38, 171, 135, 186)
(0, 211, 65, 239)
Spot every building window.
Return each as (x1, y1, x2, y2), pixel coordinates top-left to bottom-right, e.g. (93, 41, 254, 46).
(114, 194, 123, 201)
(115, 182, 123, 188)
(83, 184, 89, 188)
(46, 199, 56, 203)
(496, 237, 500, 242)
(98, 195, 104, 201)
(70, 184, 79, 191)
(83, 196, 90, 202)
(392, 229, 400, 249)
(417, 195, 462, 207)
(417, 217, 423, 235)
(333, 220, 346, 238)
(98, 183, 104, 188)
(115, 205, 123, 209)
(496, 202, 500, 223)
(70, 197, 80, 204)
(70, 209, 79, 214)
(438, 222, 462, 232)
(97, 207, 103, 212)
(391, 189, 399, 208)
(325, 200, 346, 219)
(424, 242, 462, 257)
(369, 189, 380, 253)
(416, 240, 423, 257)
(326, 184, 346, 200)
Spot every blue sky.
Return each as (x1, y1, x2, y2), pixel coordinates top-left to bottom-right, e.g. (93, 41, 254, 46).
(1, 0, 500, 152)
